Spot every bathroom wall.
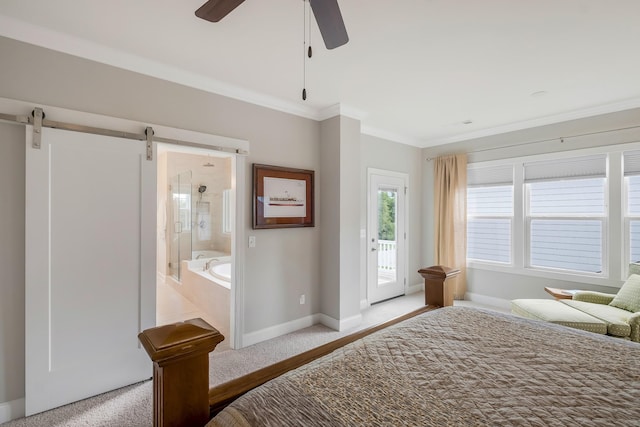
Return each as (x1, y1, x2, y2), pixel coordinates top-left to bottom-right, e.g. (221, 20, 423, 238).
(165, 151, 232, 277)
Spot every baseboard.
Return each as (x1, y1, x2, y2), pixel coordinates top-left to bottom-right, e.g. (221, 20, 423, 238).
(242, 314, 321, 347)
(0, 398, 25, 423)
(406, 282, 424, 295)
(464, 292, 512, 311)
(319, 313, 363, 332)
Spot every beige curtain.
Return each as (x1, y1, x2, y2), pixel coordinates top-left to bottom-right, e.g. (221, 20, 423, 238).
(433, 154, 467, 299)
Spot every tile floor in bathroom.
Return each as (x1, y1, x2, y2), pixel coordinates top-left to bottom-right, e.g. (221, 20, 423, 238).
(156, 279, 230, 351)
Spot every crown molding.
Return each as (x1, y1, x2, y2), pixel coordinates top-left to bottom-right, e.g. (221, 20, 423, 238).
(0, 14, 320, 120)
(3, 14, 640, 150)
(317, 103, 368, 122)
(421, 97, 640, 148)
(360, 125, 422, 147)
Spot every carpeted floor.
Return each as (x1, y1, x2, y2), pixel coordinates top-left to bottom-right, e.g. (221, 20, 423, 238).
(2, 293, 505, 426)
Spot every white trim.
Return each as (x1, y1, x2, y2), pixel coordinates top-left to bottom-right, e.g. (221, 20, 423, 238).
(3, 14, 640, 150)
(318, 104, 368, 122)
(0, 398, 25, 423)
(464, 292, 512, 312)
(231, 157, 247, 349)
(468, 139, 640, 285)
(242, 314, 321, 347)
(359, 299, 370, 310)
(319, 313, 363, 332)
(366, 168, 409, 304)
(156, 271, 166, 285)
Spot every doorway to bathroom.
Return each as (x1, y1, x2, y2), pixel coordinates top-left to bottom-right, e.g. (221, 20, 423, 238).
(156, 144, 235, 351)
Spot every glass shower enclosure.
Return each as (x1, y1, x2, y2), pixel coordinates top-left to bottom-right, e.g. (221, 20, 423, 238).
(169, 170, 192, 281)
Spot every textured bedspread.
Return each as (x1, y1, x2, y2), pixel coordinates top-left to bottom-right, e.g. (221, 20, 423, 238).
(207, 307, 640, 426)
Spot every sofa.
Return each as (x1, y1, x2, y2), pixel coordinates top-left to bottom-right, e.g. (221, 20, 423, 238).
(512, 274, 640, 342)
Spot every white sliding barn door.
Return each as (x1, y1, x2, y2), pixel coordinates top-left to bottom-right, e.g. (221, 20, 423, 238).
(25, 127, 156, 415)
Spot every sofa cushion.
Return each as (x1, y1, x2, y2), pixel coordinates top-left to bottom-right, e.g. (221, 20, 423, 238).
(511, 299, 607, 334)
(609, 274, 640, 313)
(562, 299, 632, 337)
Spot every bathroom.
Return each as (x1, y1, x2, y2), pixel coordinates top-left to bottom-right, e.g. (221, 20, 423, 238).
(156, 146, 233, 350)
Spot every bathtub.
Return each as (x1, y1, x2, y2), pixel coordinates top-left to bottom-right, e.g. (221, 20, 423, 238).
(177, 256, 231, 345)
(192, 250, 228, 260)
(187, 256, 231, 289)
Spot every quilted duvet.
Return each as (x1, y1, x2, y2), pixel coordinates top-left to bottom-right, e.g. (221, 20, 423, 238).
(207, 307, 640, 426)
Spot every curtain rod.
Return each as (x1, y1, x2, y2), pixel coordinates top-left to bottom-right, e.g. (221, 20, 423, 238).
(0, 109, 249, 157)
(425, 124, 640, 161)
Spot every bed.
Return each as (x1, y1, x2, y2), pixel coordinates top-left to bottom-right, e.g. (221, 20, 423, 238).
(206, 306, 640, 426)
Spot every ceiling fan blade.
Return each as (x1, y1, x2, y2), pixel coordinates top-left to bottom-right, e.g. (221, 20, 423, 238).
(195, 0, 246, 22)
(309, 0, 349, 49)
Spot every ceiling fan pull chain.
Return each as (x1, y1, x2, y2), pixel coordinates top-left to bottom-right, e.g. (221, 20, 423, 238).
(308, 3, 313, 58)
(302, 0, 308, 100)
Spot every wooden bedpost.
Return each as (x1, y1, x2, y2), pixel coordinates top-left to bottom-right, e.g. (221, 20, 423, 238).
(418, 265, 460, 307)
(138, 318, 224, 427)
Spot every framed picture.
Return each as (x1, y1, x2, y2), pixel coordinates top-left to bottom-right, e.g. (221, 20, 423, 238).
(253, 163, 314, 229)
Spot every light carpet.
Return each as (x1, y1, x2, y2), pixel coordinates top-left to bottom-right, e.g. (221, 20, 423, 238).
(3, 294, 502, 426)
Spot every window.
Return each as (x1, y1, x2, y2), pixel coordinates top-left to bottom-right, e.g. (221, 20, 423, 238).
(624, 151, 640, 264)
(524, 155, 606, 274)
(467, 166, 513, 264)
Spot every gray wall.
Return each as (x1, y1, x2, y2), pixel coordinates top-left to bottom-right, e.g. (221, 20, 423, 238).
(422, 107, 640, 301)
(318, 116, 361, 323)
(338, 116, 361, 320)
(0, 122, 26, 405)
(0, 36, 428, 409)
(360, 134, 425, 301)
(0, 36, 322, 406)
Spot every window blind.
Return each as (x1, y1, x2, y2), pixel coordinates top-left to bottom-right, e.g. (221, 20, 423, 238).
(468, 165, 513, 187)
(524, 154, 606, 183)
(624, 150, 640, 176)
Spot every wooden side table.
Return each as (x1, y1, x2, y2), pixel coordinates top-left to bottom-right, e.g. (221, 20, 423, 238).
(138, 318, 224, 427)
(544, 287, 576, 300)
(418, 265, 461, 307)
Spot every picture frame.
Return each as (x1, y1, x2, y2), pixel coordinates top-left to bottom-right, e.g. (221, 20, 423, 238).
(253, 163, 314, 229)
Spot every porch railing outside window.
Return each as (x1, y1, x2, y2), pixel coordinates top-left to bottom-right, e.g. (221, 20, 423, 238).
(378, 240, 396, 271)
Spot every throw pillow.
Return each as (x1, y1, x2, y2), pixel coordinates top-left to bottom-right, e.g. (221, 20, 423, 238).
(610, 274, 640, 313)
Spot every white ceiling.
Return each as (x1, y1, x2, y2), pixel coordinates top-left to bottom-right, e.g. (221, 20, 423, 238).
(1, 0, 640, 148)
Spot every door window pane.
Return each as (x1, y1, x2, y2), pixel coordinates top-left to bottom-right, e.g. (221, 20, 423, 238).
(377, 189, 397, 284)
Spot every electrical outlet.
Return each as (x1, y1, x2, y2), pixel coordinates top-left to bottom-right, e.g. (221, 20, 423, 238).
(248, 236, 256, 248)
(299, 294, 305, 305)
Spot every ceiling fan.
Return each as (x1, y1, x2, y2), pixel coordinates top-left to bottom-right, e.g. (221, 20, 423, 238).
(195, 0, 349, 49)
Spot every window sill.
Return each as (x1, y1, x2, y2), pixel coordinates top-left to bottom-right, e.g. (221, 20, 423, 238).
(467, 260, 623, 289)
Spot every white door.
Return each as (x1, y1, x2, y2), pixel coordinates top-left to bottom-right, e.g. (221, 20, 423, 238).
(367, 170, 407, 304)
(25, 127, 156, 415)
